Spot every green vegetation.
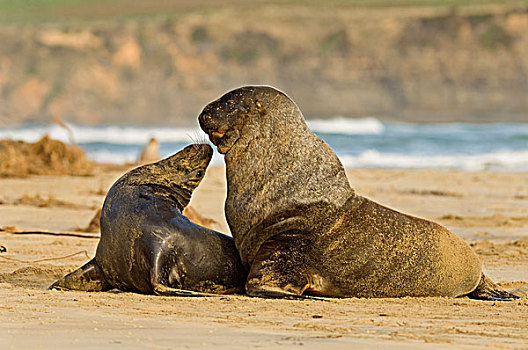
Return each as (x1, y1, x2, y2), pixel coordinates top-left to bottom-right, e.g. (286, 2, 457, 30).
(0, 0, 526, 24)
(331, 0, 528, 5)
(321, 29, 349, 56)
(221, 31, 279, 64)
(191, 26, 209, 44)
(42, 81, 65, 109)
(0, 0, 525, 125)
(0, 0, 95, 23)
(479, 22, 514, 49)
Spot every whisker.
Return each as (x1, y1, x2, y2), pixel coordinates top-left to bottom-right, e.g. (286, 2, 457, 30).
(187, 129, 209, 145)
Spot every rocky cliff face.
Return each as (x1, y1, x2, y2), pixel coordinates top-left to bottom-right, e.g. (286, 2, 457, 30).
(0, 5, 526, 126)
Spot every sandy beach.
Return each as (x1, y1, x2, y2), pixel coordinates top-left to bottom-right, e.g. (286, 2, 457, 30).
(1, 0, 527, 348)
(1, 166, 527, 349)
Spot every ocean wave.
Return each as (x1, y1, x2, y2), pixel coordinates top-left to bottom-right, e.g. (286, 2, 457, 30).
(0, 123, 206, 145)
(340, 150, 528, 171)
(87, 150, 138, 164)
(0, 118, 386, 144)
(2, 121, 528, 171)
(307, 117, 384, 135)
(86, 148, 225, 166)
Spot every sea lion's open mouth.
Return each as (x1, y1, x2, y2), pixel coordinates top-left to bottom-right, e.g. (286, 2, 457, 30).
(206, 129, 226, 145)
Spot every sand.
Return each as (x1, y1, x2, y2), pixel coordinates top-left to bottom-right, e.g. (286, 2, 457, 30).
(0, 166, 527, 349)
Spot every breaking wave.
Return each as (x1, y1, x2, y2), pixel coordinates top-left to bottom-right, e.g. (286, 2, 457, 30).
(1, 119, 527, 170)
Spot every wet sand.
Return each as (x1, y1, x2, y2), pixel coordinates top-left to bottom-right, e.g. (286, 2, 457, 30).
(1, 167, 527, 349)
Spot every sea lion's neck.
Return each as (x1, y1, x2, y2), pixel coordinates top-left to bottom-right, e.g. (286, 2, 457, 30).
(224, 110, 355, 239)
(227, 109, 354, 197)
(122, 168, 194, 211)
(225, 133, 354, 204)
(137, 183, 192, 212)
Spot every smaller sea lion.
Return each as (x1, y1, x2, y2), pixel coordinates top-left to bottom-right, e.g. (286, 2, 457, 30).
(50, 144, 246, 296)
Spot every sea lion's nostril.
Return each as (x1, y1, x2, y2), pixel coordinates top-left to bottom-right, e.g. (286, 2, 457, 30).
(200, 113, 214, 126)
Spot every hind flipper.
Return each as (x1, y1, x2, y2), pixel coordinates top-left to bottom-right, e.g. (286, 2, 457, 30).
(49, 258, 112, 292)
(467, 273, 520, 301)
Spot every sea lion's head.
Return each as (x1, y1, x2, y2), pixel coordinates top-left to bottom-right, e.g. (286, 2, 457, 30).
(126, 143, 213, 208)
(199, 86, 294, 154)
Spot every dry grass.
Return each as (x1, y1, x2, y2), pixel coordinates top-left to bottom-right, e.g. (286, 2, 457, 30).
(0, 136, 94, 177)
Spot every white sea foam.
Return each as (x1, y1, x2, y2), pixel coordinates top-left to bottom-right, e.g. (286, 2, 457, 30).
(340, 150, 528, 171)
(0, 118, 384, 143)
(307, 117, 384, 135)
(0, 123, 205, 145)
(87, 150, 138, 164)
(93, 148, 528, 170)
(2, 121, 527, 171)
(87, 149, 226, 166)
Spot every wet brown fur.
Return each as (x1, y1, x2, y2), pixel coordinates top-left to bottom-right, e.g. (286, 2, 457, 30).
(51, 144, 247, 295)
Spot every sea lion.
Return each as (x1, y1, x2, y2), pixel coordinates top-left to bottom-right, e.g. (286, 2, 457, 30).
(198, 85, 519, 300)
(138, 137, 161, 164)
(50, 144, 246, 296)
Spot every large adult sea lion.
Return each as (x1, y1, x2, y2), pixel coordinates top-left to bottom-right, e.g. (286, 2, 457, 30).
(198, 86, 518, 300)
(51, 144, 246, 296)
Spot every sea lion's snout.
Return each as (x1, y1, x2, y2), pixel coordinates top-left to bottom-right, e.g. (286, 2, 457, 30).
(165, 144, 213, 170)
(187, 142, 212, 154)
(187, 143, 213, 163)
(198, 105, 217, 130)
(199, 107, 238, 153)
(199, 109, 216, 141)
(199, 90, 258, 154)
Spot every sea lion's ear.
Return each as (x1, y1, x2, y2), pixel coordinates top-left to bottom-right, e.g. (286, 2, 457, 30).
(255, 100, 266, 115)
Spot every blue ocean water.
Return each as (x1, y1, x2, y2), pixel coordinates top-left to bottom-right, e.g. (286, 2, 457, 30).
(1, 118, 527, 171)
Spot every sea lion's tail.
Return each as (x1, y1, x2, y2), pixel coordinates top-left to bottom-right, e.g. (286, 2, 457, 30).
(467, 273, 520, 301)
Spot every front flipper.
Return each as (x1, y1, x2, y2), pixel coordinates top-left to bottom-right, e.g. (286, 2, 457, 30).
(467, 273, 520, 301)
(149, 253, 218, 298)
(246, 287, 329, 301)
(152, 283, 218, 297)
(245, 234, 325, 300)
(49, 258, 112, 292)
